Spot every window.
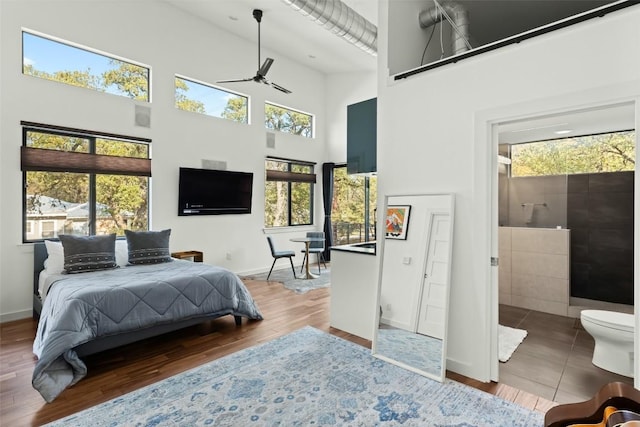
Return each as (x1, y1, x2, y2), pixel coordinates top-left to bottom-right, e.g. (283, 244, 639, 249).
(510, 131, 635, 177)
(21, 123, 151, 242)
(22, 31, 150, 101)
(265, 103, 313, 138)
(331, 166, 377, 245)
(265, 158, 316, 227)
(175, 76, 249, 123)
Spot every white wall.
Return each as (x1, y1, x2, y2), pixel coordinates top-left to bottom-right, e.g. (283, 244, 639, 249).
(378, 1, 640, 382)
(325, 72, 377, 163)
(0, 0, 371, 320)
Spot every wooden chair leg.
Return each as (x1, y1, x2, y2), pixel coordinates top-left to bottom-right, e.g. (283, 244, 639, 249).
(267, 259, 277, 280)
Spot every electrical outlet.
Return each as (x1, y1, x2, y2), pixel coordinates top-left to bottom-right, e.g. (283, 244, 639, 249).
(386, 303, 392, 311)
(226, 252, 232, 260)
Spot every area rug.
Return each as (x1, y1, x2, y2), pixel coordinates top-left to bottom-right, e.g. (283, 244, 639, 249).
(242, 266, 331, 294)
(499, 324, 528, 362)
(46, 326, 543, 426)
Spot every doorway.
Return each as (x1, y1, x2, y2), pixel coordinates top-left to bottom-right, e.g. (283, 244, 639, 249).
(480, 98, 640, 397)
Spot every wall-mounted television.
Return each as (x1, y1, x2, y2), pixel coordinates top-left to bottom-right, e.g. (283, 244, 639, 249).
(178, 167, 253, 216)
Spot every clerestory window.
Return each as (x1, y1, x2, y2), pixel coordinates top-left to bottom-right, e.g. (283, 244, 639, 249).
(265, 102, 314, 138)
(175, 76, 249, 123)
(22, 31, 150, 101)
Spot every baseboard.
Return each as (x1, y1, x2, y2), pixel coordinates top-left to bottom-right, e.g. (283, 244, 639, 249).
(446, 358, 487, 382)
(380, 318, 411, 330)
(0, 309, 32, 323)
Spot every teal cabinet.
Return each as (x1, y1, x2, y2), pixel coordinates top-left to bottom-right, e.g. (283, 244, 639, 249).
(347, 98, 376, 174)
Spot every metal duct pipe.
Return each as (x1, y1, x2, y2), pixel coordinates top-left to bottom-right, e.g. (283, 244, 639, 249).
(418, 1, 470, 55)
(281, 0, 377, 56)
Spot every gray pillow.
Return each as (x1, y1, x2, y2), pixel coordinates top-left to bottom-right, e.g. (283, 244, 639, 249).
(125, 229, 172, 265)
(59, 234, 117, 274)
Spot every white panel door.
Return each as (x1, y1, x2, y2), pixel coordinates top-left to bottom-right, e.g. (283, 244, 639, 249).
(417, 213, 451, 339)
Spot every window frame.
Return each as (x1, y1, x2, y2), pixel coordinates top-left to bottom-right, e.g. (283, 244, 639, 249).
(22, 29, 151, 102)
(21, 122, 151, 243)
(264, 157, 316, 228)
(264, 101, 315, 138)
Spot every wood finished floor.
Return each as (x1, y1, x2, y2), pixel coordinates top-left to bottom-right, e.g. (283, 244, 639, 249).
(1, 273, 556, 426)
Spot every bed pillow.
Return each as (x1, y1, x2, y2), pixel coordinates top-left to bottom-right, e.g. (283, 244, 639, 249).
(115, 239, 129, 267)
(43, 240, 65, 274)
(59, 234, 117, 274)
(125, 229, 172, 265)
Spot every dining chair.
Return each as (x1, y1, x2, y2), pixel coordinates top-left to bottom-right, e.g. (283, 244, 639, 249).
(266, 236, 296, 280)
(300, 231, 327, 275)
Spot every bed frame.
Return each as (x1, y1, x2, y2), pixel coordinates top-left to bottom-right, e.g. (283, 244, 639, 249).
(33, 242, 242, 357)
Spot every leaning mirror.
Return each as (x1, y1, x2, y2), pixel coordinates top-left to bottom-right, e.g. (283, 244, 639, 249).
(372, 193, 455, 382)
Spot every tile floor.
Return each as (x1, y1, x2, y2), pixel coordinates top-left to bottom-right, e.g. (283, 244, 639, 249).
(499, 304, 634, 404)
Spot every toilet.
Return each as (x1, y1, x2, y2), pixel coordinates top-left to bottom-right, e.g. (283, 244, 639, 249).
(580, 310, 635, 378)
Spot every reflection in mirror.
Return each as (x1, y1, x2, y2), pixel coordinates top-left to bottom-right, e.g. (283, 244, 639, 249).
(372, 193, 455, 382)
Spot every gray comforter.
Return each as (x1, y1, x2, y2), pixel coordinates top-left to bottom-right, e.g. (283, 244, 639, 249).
(33, 260, 263, 402)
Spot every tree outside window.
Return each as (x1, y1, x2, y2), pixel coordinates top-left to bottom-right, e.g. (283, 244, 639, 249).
(510, 131, 635, 177)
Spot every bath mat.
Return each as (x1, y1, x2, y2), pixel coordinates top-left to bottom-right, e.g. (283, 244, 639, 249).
(499, 324, 528, 362)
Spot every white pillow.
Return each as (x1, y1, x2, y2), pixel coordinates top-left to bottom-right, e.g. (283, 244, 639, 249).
(43, 240, 64, 274)
(115, 239, 129, 266)
(43, 238, 129, 273)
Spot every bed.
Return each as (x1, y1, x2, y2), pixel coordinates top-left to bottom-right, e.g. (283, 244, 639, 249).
(32, 240, 263, 403)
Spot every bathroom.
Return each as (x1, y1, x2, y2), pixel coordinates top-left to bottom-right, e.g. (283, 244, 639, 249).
(495, 104, 636, 402)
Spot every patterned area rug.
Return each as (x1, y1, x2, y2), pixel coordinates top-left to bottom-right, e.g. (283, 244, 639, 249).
(46, 327, 543, 426)
(242, 266, 331, 294)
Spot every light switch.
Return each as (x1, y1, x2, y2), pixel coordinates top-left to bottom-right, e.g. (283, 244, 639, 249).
(402, 257, 412, 265)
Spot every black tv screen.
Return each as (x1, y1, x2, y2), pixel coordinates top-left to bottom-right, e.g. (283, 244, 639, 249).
(178, 167, 253, 216)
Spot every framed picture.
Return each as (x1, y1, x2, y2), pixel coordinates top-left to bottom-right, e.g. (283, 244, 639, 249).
(385, 205, 411, 240)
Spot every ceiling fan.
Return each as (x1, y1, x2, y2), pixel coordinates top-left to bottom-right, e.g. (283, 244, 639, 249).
(217, 9, 292, 94)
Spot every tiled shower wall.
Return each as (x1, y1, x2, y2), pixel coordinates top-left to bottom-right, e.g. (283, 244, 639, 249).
(568, 171, 634, 305)
(499, 227, 570, 316)
(499, 171, 634, 307)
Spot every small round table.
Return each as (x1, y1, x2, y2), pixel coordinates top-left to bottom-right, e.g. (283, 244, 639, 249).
(290, 237, 323, 279)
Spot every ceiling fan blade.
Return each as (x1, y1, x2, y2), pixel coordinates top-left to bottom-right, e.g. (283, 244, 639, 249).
(216, 77, 253, 83)
(269, 81, 292, 94)
(257, 58, 274, 77)
(219, 10, 291, 94)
